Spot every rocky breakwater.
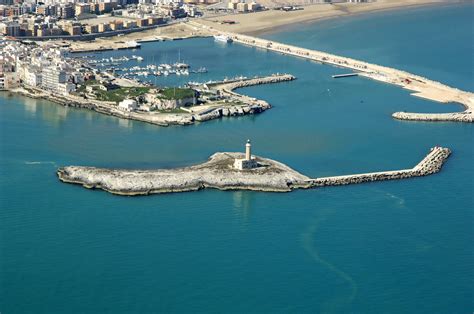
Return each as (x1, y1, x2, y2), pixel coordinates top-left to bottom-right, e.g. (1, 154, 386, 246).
(392, 111, 473, 123)
(57, 153, 312, 195)
(309, 147, 451, 187)
(215, 74, 296, 91)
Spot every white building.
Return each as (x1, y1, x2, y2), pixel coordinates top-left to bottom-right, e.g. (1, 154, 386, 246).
(234, 140, 258, 170)
(42, 66, 67, 92)
(118, 99, 138, 111)
(57, 82, 76, 95)
(25, 67, 42, 87)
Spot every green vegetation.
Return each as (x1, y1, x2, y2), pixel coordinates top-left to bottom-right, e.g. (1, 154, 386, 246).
(76, 80, 150, 103)
(159, 88, 195, 100)
(95, 87, 150, 103)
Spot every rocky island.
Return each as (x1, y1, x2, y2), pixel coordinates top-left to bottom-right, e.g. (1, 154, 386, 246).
(57, 143, 451, 196)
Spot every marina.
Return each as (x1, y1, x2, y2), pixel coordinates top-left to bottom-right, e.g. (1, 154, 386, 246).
(189, 21, 474, 123)
(81, 54, 208, 79)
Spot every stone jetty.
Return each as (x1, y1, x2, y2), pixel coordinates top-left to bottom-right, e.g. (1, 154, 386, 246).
(188, 21, 474, 123)
(392, 111, 473, 123)
(209, 74, 295, 91)
(308, 146, 451, 187)
(57, 147, 451, 196)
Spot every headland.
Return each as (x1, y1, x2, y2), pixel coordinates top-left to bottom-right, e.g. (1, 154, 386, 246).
(8, 73, 294, 127)
(57, 146, 451, 196)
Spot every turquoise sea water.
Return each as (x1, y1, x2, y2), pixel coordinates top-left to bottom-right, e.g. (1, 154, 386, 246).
(1, 4, 473, 313)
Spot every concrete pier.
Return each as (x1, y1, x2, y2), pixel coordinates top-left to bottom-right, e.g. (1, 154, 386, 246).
(188, 21, 474, 123)
(332, 73, 359, 78)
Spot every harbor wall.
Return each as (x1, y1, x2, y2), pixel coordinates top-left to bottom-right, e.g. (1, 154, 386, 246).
(309, 147, 451, 187)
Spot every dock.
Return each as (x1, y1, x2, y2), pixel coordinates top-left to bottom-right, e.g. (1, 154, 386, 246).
(332, 73, 359, 78)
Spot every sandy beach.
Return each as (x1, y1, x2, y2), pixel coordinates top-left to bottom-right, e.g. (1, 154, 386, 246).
(198, 0, 454, 35)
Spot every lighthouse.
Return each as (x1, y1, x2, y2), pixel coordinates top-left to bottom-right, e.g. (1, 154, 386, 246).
(245, 139, 252, 160)
(234, 139, 258, 170)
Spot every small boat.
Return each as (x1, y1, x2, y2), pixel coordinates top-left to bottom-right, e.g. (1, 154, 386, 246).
(214, 35, 233, 43)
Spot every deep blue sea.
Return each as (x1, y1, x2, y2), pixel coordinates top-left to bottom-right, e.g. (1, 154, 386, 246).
(1, 3, 473, 313)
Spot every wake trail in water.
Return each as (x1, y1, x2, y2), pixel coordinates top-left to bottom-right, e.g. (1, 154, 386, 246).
(24, 161, 58, 167)
(301, 208, 358, 314)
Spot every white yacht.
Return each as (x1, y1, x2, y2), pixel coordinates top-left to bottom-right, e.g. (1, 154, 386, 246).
(214, 35, 233, 43)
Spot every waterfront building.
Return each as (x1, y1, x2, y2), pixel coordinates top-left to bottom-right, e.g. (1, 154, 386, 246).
(57, 82, 76, 95)
(42, 66, 67, 92)
(85, 24, 98, 34)
(98, 23, 110, 32)
(1, 21, 20, 37)
(119, 99, 138, 111)
(123, 20, 137, 29)
(64, 21, 82, 36)
(2, 71, 19, 89)
(75, 3, 90, 17)
(137, 18, 148, 27)
(98, 2, 117, 14)
(236, 2, 248, 12)
(110, 20, 124, 31)
(234, 140, 258, 170)
(24, 66, 42, 87)
(59, 4, 75, 19)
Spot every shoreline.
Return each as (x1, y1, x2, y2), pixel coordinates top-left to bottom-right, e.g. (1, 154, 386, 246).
(197, 0, 459, 35)
(2, 74, 294, 127)
(249, 1, 456, 36)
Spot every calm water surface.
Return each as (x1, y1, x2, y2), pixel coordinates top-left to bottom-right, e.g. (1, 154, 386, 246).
(1, 4, 473, 313)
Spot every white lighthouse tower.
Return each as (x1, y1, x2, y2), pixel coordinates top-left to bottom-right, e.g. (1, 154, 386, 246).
(245, 139, 252, 160)
(234, 139, 258, 170)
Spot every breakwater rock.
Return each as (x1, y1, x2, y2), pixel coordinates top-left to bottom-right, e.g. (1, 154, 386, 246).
(211, 74, 295, 91)
(309, 146, 451, 187)
(392, 111, 473, 123)
(58, 147, 451, 196)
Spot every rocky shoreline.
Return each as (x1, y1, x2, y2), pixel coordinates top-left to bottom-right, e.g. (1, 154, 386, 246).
(7, 74, 295, 127)
(57, 147, 451, 196)
(57, 153, 312, 195)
